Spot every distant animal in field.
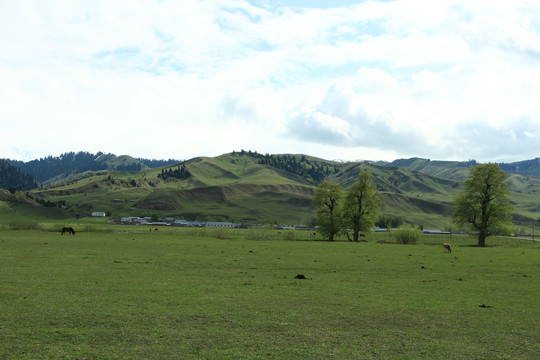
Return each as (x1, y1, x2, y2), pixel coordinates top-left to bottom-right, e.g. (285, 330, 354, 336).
(61, 227, 75, 235)
(154, 228, 158, 231)
(443, 243, 452, 253)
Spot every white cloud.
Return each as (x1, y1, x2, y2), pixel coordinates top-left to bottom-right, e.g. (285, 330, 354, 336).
(352, 66, 399, 93)
(1, 0, 540, 163)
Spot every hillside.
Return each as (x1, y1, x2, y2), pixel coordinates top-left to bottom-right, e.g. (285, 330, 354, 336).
(5, 151, 179, 186)
(327, 161, 461, 227)
(499, 157, 540, 177)
(24, 152, 465, 227)
(385, 158, 477, 181)
(29, 153, 319, 224)
(2, 151, 538, 229)
(0, 159, 39, 191)
(384, 157, 540, 182)
(0, 188, 71, 225)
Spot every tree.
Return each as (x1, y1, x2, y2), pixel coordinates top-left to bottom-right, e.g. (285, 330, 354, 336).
(14, 190, 26, 203)
(452, 163, 514, 247)
(343, 172, 380, 241)
(313, 181, 344, 241)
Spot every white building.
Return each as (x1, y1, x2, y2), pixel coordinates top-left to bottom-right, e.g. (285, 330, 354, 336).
(205, 222, 240, 228)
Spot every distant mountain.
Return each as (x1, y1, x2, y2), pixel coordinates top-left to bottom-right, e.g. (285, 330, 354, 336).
(0, 159, 39, 191)
(383, 158, 478, 181)
(383, 157, 540, 181)
(499, 158, 540, 177)
(6, 152, 106, 184)
(5, 151, 179, 186)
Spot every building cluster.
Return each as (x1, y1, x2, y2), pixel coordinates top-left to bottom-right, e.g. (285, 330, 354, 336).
(118, 216, 315, 230)
(119, 216, 247, 228)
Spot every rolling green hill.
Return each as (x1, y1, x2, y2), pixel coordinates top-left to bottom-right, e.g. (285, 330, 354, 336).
(386, 157, 477, 181)
(4, 152, 538, 230)
(0, 189, 70, 225)
(28, 154, 319, 224)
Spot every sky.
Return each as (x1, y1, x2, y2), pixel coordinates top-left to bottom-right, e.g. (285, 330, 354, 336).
(1, 0, 540, 163)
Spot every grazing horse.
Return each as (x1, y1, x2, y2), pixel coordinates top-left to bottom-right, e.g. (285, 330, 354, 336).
(61, 227, 76, 235)
(443, 243, 452, 253)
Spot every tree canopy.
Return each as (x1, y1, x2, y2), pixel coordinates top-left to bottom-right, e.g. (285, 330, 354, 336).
(313, 181, 344, 241)
(343, 172, 380, 241)
(452, 163, 513, 247)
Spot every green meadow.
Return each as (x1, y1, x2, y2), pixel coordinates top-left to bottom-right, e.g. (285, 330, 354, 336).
(0, 226, 538, 359)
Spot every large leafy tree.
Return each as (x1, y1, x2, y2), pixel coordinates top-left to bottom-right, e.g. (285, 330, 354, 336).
(344, 172, 380, 241)
(313, 181, 344, 241)
(452, 163, 513, 247)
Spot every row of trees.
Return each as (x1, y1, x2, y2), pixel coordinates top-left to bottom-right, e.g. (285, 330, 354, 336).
(314, 163, 514, 247)
(113, 163, 143, 171)
(313, 172, 380, 242)
(137, 158, 179, 168)
(234, 150, 339, 184)
(158, 165, 191, 181)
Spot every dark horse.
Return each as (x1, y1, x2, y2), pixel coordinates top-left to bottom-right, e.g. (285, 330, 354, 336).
(61, 227, 76, 235)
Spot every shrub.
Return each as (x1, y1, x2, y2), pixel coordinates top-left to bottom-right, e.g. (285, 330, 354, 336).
(183, 228, 205, 237)
(244, 226, 273, 241)
(212, 228, 230, 240)
(393, 225, 421, 244)
(282, 231, 296, 241)
(9, 220, 40, 230)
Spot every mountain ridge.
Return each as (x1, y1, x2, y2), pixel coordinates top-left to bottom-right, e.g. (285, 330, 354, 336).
(4, 151, 540, 187)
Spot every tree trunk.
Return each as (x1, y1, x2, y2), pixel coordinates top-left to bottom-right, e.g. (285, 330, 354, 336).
(353, 229, 359, 242)
(478, 232, 487, 247)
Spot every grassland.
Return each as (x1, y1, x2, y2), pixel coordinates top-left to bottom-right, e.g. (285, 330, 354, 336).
(1, 226, 538, 359)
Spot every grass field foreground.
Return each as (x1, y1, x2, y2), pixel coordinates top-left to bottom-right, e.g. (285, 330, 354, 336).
(0, 228, 538, 359)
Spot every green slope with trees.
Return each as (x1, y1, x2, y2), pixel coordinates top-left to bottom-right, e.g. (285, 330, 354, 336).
(2, 151, 539, 230)
(5, 151, 179, 186)
(0, 159, 39, 191)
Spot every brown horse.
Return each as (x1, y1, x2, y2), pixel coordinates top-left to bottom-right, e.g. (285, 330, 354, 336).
(61, 227, 76, 235)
